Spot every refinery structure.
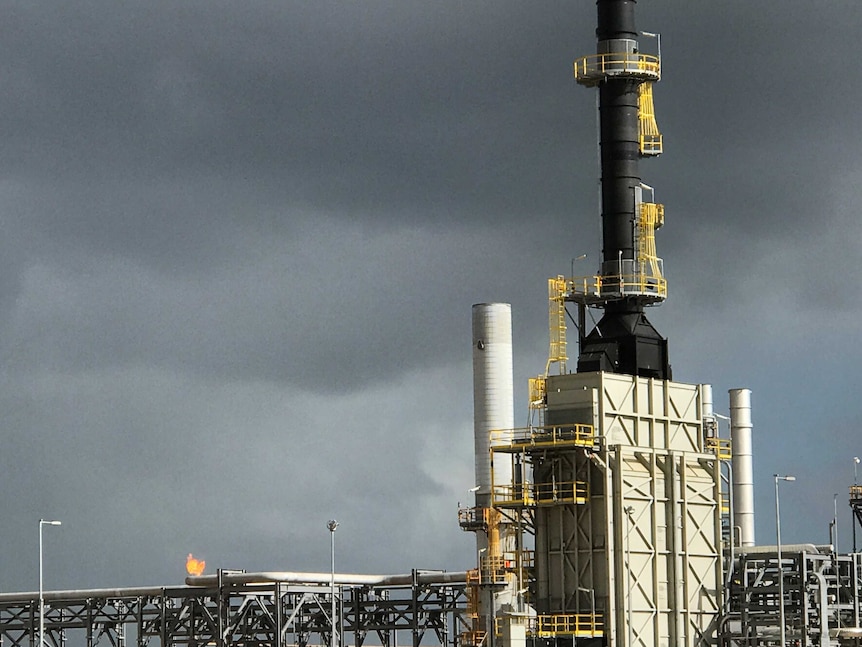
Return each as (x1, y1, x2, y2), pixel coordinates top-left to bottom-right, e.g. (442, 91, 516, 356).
(3, 2, 862, 647)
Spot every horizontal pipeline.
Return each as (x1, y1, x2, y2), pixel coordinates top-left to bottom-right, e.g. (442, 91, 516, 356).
(0, 570, 470, 603)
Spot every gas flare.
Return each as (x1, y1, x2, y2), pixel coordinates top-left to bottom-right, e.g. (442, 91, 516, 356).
(186, 553, 205, 576)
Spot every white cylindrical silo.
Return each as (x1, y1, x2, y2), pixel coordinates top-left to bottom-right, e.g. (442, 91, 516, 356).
(730, 388, 755, 547)
(472, 303, 515, 510)
(472, 303, 519, 635)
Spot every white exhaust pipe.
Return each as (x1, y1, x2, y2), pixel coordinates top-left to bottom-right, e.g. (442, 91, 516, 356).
(730, 388, 755, 547)
(701, 383, 714, 420)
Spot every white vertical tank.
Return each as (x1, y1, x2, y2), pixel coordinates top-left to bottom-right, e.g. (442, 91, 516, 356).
(730, 388, 755, 547)
(471, 303, 515, 510)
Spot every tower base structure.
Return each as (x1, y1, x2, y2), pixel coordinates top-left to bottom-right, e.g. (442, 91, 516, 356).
(491, 371, 724, 647)
(576, 304, 671, 380)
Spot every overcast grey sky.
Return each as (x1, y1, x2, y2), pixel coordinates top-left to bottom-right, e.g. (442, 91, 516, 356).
(2, 1, 861, 593)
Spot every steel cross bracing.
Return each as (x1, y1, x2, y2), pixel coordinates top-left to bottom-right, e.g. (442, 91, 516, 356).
(0, 573, 470, 647)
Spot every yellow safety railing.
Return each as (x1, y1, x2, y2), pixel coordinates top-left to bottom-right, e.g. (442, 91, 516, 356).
(705, 437, 732, 460)
(492, 481, 588, 508)
(638, 202, 665, 284)
(850, 485, 862, 501)
(638, 82, 662, 155)
(458, 506, 490, 531)
(574, 52, 660, 86)
(478, 555, 510, 585)
(459, 630, 487, 647)
(532, 614, 604, 638)
(546, 277, 568, 376)
(528, 377, 546, 411)
(567, 269, 667, 302)
(489, 423, 595, 450)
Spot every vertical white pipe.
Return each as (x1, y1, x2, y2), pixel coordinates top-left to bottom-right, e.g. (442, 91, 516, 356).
(472, 303, 514, 510)
(730, 389, 755, 547)
(701, 384, 714, 421)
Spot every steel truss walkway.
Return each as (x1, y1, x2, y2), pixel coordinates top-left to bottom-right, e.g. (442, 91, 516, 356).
(0, 570, 470, 647)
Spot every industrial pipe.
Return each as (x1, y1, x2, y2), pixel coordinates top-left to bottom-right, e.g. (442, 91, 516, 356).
(0, 569, 471, 604)
(730, 389, 755, 547)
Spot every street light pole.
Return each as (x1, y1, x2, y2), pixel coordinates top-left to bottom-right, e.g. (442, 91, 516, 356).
(774, 475, 795, 647)
(834, 493, 839, 554)
(327, 520, 339, 647)
(854, 457, 860, 552)
(39, 519, 61, 647)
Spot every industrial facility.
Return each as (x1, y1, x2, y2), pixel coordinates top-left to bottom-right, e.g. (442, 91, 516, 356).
(2, 2, 861, 647)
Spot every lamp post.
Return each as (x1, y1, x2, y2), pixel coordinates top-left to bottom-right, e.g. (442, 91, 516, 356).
(623, 506, 635, 647)
(39, 519, 61, 647)
(327, 520, 339, 647)
(774, 475, 795, 647)
(833, 493, 839, 554)
(854, 457, 860, 552)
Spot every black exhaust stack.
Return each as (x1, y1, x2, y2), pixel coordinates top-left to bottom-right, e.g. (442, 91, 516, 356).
(571, 0, 671, 380)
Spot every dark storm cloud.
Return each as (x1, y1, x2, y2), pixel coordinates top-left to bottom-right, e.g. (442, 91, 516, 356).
(1, 1, 582, 233)
(1, 0, 862, 595)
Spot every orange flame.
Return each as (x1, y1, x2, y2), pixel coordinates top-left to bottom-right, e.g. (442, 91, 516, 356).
(186, 553, 205, 576)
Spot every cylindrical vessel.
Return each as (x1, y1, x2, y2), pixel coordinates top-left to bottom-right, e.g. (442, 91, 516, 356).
(730, 388, 755, 547)
(471, 303, 515, 510)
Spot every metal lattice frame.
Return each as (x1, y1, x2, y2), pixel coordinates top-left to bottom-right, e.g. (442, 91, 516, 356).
(0, 574, 470, 647)
(721, 550, 862, 647)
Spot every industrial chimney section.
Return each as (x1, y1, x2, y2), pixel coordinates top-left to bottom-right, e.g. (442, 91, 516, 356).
(730, 388, 755, 547)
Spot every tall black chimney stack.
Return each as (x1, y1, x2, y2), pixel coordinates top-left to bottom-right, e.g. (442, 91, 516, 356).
(570, 0, 670, 379)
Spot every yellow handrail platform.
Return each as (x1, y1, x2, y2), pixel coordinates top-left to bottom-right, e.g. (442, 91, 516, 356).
(574, 52, 660, 86)
(705, 437, 732, 460)
(532, 613, 604, 638)
(489, 423, 596, 451)
(492, 481, 589, 508)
